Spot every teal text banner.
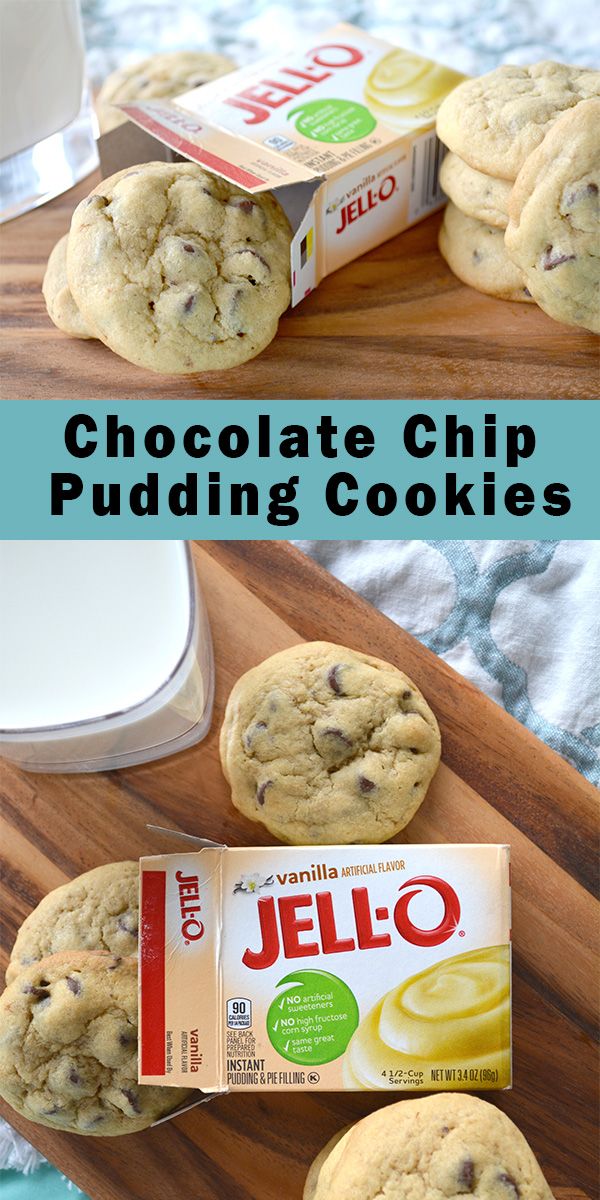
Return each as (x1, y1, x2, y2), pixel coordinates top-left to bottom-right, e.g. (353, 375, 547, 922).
(0, 400, 597, 538)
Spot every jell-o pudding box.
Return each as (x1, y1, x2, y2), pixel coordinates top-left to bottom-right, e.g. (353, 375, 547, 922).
(139, 842, 511, 1093)
(102, 24, 465, 305)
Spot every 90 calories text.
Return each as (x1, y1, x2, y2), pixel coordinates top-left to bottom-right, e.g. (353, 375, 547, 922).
(49, 411, 571, 525)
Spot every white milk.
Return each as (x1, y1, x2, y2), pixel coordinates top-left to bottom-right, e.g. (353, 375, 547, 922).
(0, 541, 214, 771)
(0, 0, 85, 160)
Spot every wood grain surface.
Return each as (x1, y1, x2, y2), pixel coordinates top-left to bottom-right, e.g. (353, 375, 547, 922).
(0, 541, 597, 1200)
(1, 174, 598, 400)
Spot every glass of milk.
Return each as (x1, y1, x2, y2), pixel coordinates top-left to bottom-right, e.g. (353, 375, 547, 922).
(0, 541, 214, 772)
(0, 0, 98, 222)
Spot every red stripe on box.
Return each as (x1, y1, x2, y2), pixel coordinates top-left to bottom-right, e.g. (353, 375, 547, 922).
(122, 106, 266, 189)
(140, 870, 166, 1076)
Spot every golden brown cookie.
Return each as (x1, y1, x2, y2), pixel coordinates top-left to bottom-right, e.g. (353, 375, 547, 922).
(220, 641, 441, 845)
(67, 162, 292, 373)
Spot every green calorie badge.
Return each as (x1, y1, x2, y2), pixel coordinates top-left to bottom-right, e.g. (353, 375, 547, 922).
(288, 98, 376, 143)
(267, 969, 359, 1065)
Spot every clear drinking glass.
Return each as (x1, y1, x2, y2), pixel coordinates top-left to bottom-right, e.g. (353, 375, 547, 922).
(0, 0, 99, 223)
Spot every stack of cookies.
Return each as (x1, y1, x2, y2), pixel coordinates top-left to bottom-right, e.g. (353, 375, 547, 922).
(436, 62, 600, 332)
(0, 863, 192, 1136)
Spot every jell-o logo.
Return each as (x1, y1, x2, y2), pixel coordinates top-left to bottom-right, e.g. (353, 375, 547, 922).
(242, 876, 461, 970)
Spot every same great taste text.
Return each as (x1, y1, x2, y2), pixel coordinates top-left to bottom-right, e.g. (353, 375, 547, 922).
(50, 413, 571, 525)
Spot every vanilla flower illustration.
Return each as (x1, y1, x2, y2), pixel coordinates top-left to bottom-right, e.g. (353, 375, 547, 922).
(233, 872, 274, 895)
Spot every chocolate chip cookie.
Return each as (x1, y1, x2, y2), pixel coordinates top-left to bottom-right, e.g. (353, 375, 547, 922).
(439, 202, 534, 301)
(440, 153, 511, 229)
(42, 234, 94, 340)
(219, 641, 441, 845)
(436, 61, 600, 179)
(96, 50, 236, 134)
(6, 862, 139, 985)
(67, 162, 292, 373)
(306, 1094, 554, 1200)
(0, 953, 191, 1135)
(505, 98, 599, 333)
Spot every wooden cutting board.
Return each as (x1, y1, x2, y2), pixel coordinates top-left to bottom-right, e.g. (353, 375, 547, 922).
(0, 541, 597, 1200)
(1, 173, 598, 400)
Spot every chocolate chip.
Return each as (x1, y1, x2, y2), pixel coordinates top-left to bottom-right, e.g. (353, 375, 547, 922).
(587, 182, 598, 196)
(237, 332, 245, 337)
(402, 690, 412, 700)
(327, 665, 344, 694)
(23, 985, 50, 999)
(66, 976, 81, 996)
(523, 287, 532, 297)
(409, 747, 420, 755)
(148, 300, 155, 312)
(498, 1173, 520, 1198)
(358, 775, 376, 793)
(472, 250, 482, 264)
(457, 1159, 475, 1191)
(183, 294, 196, 313)
(119, 1031, 136, 1047)
(84, 1114, 105, 1127)
(256, 780, 273, 806)
(68, 1069, 82, 1086)
(43, 1106, 62, 1116)
(108, 957, 122, 970)
(542, 245, 576, 270)
(182, 242, 196, 253)
(121, 1088, 141, 1114)
(440, 1125, 450, 1136)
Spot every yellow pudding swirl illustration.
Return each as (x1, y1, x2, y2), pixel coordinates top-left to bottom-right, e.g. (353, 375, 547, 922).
(344, 945, 511, 1090)
(364, 50, 464, 131)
